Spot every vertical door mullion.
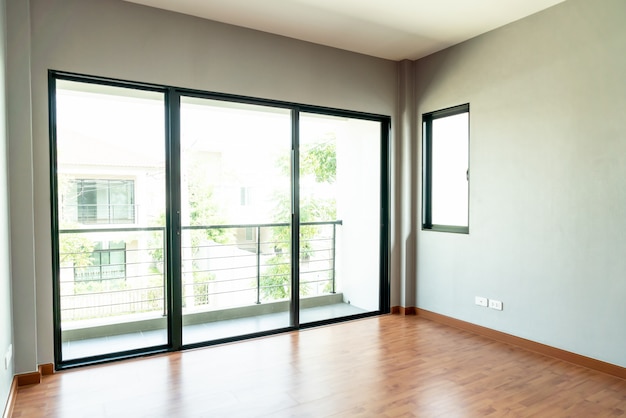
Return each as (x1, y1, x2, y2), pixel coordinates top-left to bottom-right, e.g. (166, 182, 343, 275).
(379, 119, 391, 314)
(49, 73, 64, 368)
(290, 108, 300, 327)
(166, 89, 183, 349)
(423, 118, 433, 229)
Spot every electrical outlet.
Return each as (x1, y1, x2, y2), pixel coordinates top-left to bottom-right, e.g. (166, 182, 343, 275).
(489, 299, 503, 311)
(4, 344, 12, 370)
(475, 296, 488, 307)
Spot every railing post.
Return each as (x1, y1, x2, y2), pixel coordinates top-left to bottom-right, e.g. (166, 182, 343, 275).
(256, 225, 261, 304)
(331, 223, 336, 294)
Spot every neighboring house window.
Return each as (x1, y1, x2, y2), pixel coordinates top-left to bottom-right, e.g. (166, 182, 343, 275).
(240, 186, 253, 206)
(422, 104, 469, 233)
(67, 179, 135, 224)
(74, 241, 126, 283)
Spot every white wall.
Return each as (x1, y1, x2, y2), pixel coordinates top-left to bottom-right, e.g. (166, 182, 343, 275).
(415, 0, 626, 367)
(336, 118, 381, 311)
(0, 0, 15, 411)
(9, 0, 397, 370)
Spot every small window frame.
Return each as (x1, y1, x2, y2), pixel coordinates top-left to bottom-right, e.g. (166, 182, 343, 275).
(70, 178, 136, 224)
(422, 103, 470, 234)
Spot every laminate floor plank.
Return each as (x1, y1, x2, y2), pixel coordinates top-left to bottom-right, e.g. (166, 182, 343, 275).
(12, 315, 626, 417)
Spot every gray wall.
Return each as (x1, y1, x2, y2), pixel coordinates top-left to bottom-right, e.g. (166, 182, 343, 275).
(8, 0, 398, 372)
(7, 0, 36, 377)
(415, 0, 626, 367)
(0, 0, 15, 412)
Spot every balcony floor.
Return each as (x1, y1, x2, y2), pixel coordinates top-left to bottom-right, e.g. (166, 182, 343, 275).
(62, 303, 367, 361)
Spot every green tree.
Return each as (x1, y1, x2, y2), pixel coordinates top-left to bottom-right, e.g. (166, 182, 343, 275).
(186, 181, 231, 245)
(146, 161, 228, 308)
(301, 140, 336, 184)
(59, 233, 95, 269)
(148, 174, 232, 263)
(260, 137, 337, 301)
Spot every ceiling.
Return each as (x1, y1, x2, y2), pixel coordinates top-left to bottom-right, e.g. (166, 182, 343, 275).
(124, 0, 566, 61)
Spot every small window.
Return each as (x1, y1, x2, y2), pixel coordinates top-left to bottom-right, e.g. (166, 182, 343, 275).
(74, 241, 127, 283)
(422, 104, 469, 233)
(240, 186, 252, 206)
(64, 179, 135, 224)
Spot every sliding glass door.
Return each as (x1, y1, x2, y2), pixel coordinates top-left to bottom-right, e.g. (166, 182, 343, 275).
(53, 79, 168, 361)
(51, 72, 389, 367)
(298, 113, 382, 324)
(179, 97, 292, 344)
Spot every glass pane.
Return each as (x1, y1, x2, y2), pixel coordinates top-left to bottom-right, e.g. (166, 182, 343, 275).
(180, 97, 292, 344)
(299, 113, 381, 324)
(55, 80, 167, 361)
(431, 112, 469, 227)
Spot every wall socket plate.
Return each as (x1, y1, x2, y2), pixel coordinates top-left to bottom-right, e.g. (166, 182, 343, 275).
(4, 344, 12, 370)
(489, 299, 503, 310)
(475, 296, 488, 307)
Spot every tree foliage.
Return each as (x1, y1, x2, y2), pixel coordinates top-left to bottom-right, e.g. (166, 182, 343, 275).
(302, 140, 336, 184)
(260, 136, 337, 301)
(186, 181, 231, 245)
(59, 233, 95, 268)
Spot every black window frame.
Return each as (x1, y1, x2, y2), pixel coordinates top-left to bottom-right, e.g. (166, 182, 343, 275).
(49, 69, 391, 370)
(422, 103, 470, 234)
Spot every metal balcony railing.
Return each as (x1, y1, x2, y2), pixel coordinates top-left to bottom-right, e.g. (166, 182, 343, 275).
(61, 203, 137, 224)
(58, 221, 341, 322)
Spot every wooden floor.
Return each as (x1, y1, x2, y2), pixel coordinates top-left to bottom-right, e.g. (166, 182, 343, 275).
(12, 315, 626, 417)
